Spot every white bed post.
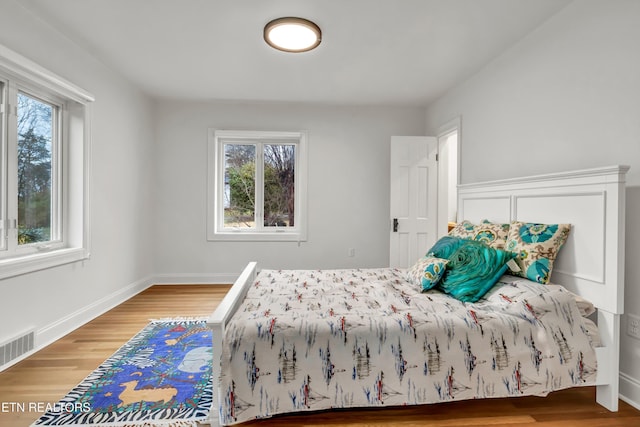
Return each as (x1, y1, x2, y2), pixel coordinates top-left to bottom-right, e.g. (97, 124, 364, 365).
(594, 165, 627, 411)
(596, 310, 620, 411)
(208, 320, 223, 427)
(207, 262, 258, 427)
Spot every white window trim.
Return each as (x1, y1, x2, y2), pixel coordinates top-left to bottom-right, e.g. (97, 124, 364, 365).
(0, 43, 92, 280)
(207, 129, 308, 242)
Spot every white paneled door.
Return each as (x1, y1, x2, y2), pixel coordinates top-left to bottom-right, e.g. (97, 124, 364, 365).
(389, 136, 438, 268)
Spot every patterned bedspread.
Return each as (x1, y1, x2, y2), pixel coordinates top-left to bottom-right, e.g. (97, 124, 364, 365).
(219, 268, 597, 425)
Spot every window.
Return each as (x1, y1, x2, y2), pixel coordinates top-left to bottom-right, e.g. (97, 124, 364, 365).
(208, 130, 307, 241)
(0, 44, 93, 279)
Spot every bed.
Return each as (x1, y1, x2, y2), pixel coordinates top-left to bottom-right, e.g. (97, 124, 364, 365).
(207, 165, 629, 426)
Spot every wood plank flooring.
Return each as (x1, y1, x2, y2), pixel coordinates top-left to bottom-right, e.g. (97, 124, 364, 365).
(1, 284, 639, 427)
(0, 284, 228, 427)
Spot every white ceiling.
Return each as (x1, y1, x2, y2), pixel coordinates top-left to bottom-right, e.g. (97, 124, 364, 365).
(20, 0, 572, 106)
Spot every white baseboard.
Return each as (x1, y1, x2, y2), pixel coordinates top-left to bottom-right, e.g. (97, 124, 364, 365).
(0, 275, 154, 373)
(35, 276, 154, 355)
(151, 273, 236, 285)
(620, 372, 640, 411)
(0, 273, 238, 373)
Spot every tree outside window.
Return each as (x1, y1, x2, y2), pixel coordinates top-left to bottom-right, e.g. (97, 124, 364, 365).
(224, 143, 295, 228)
(17, 93, 54, 245)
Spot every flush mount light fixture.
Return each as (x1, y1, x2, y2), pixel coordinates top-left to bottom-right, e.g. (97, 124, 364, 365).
(264, 17, 321, 53)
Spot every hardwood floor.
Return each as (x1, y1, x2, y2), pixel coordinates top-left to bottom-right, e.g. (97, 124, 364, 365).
(1, 284, 639, 427)
(0, 284, 229, 427)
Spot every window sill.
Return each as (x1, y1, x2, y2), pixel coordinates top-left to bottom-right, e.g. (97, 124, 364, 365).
(0, 247, 90, 280)
(208, 231, 307, 242)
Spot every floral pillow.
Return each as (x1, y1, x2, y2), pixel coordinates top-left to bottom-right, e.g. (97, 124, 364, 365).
(505, 221, 571, 284)
(448, 220, 476, 239)
(407, 256, 449, 291)
(449, 219, 510, 249)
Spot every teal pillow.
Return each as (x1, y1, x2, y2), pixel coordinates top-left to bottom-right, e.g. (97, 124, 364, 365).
(437, 239, 516, 303)
(407, 256, 449, 291)
(427, 235, 466, 259)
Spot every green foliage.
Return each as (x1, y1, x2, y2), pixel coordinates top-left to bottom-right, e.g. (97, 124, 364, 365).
(18, 226, 50, 245)
(17, 94, 53, 244)
(225, 144, 295, 227)
(226, 162, 256, 225)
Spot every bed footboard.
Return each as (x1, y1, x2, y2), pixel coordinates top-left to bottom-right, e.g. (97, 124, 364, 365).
(206, 262, 258, 427)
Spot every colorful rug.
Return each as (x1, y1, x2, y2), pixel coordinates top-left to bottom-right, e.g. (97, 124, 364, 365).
(31, 319, 213, 427)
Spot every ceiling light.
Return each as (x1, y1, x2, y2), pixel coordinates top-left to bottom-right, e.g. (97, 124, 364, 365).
(264, 17, 321, 53)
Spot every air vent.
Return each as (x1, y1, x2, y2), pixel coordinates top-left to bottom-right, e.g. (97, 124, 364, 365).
(0, 329, 35, 368)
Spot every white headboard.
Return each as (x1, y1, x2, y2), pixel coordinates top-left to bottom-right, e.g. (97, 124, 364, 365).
(457, 165, 629, 315)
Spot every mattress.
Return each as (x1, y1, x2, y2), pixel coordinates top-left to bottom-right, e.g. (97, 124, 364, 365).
(218, 268, 597, 425)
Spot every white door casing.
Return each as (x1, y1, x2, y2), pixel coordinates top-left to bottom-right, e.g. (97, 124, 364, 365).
(389, 136, 438, 268)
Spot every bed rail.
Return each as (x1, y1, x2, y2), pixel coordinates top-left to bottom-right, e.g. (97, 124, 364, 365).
(207, 261, 258, 426)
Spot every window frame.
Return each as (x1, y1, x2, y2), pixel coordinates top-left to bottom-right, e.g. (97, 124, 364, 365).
(208, 129, 308, 242)
(0, 43, 93, 279)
